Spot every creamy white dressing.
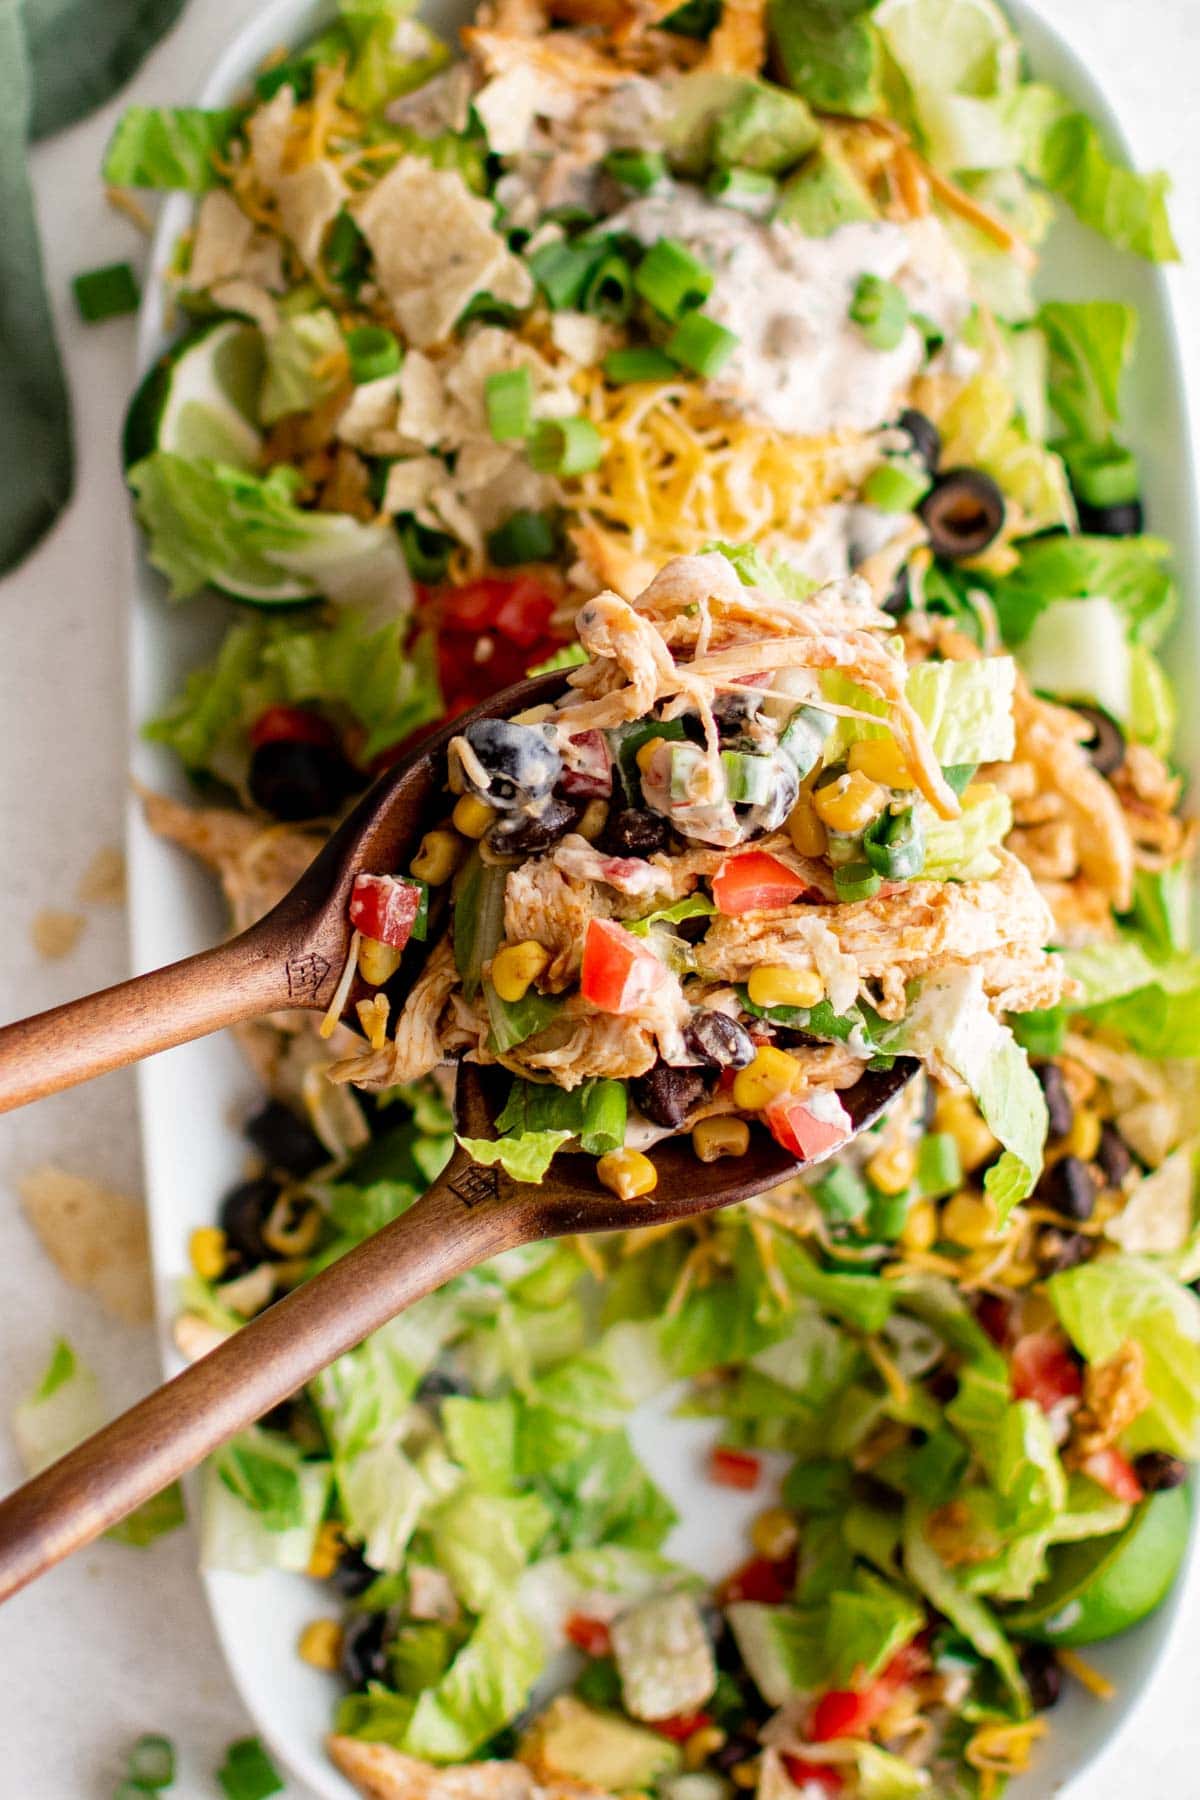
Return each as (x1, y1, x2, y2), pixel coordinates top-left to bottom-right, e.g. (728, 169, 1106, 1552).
(609, 189, 974, 438)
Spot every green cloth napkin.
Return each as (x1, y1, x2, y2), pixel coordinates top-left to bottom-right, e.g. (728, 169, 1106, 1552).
(0, 0, 187, 574)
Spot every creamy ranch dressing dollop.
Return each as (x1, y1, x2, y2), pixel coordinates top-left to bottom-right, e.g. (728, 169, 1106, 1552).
(610, 188, 975, 437)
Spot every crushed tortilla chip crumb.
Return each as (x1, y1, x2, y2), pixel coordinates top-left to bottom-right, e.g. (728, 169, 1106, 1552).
(77, 846, 127, 906)
(18, 1165, 153, 1325)
(31, 909, 85, 959)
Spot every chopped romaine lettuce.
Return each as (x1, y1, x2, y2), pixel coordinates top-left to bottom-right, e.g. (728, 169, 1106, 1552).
(903, 1502, 1028, 1712)
(456, 1129, 573, 1185)
(726, 1603, 825, 1705)
(1038, 299, 1138, 446)
(920, 784, 1012, 881)
(825, 1571, 924, 1685)
(11, 1338, 102, 1475)
(338, 0, 451, 110)
(202, 1432, 331, 1573)
(1129, 643, 1177, 758)
(1019, 595, 1131, 725)
(1063, 936, 1200, 1058)
(430, 1489, 553, 1610)
(402, 1597, 545, 1761)
(1020, 95, 1179, 262)
(336, 1443, 432, 1571)
(259, 307, 346, 424)
(103, 106, 241, 190)
(494, 1076, 628, 1156)
(441, 1394, 519, 1492)
(990, 534, 1175, 650)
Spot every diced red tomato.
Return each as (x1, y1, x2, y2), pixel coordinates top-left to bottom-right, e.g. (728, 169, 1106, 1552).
(647, 1711, 713, 1743)
(564, 1613, 612, 1658)
(1011, 1332, 1083, 1412)
(781, 1756, 844, 1795)
(763, 1092, 853, 1162)
(580, 919, 665, 1014)
(717, 1552, 797, 1606)
(712, 850, 810, 916)
(348, 873, 422, 951)
(1081, 1446, 1144, 1504)
(249, 705, 336, 750)
(709, 1446, 762, 1491)
(493, 577, 557, 648)
(560, 730, 613, 798)
(419, 575, 567, 719)
(808, 1640, 928, 1743)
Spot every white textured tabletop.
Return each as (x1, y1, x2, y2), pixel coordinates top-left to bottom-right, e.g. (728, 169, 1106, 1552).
(1, 1, 1197, 1792)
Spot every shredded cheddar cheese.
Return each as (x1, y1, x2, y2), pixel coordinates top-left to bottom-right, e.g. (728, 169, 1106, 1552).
(965, 1720, 1048, 1776)
(1057, 1648, 1116, 1702)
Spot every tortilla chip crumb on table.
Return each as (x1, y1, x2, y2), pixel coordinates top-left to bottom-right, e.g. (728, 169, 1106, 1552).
(30, 908, 85, 959)
(76, 845, 127, 906)
(327, 1737, 615, 1800)
(17, 1165, 153, 1326)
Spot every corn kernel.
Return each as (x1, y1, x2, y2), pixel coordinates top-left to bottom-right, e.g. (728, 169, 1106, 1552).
(733, 1045, 801, 1113)
(684, 1726, 727, 1770)
(1058, 1107, 1101, 1164)
(787, 795, 828, 858)
(867, 1141, 917, 1197)
(747, 965, 825, 1011)
(935, 1091, 1000, 1174)
(491, 940, 551, 1003)
(452, 793, 495, 839)
(189, 1225, 227, 1282)
(306, 1520, 344, 1580)
(411, 828, 463, 886)
(635, 735, 667, 775)
(900, 1197, 939, 1252)
(358, 935, 402, 987)
(751, 1507, 799, 1562)
(813, 769, 886, 834)
(731, 1761, 760, 1790)
(942, 1191, 999, 1249)
(692, 1117, 751, 1163)
(848, 737, 915, 789)
(997, 1259, 1039, 1290)
(577, 799, 609, 842)
(298, 1618, 344, 1672)
(597, 1149, 658, 1200)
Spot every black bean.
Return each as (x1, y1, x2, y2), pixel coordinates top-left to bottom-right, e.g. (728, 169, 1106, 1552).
(1078, 498, 1144, 538)
(219, 1177, 284, 1266)
(1019, 1644, 1062, 1713)
(1042, 1155, 1099, 1222)
(1097, 1123, 1135, 1187)
(919, 469, 1006, 560)
(329, 1540, 377, 1598)
(1071, 703, 1126, 777)
(416, 1368, 472, 1401)
(1134, 1451, 1189, 1493)
(460, 719, 561, 811)
(245, 1099, 327, 1176)
(898, 407, 942, 474)
(631, 1060, 713, 1130)
(248, 740, 354, 822)
(684, 1010, 756, 1070)
(715, 691, 763, 734)
(489, 797, 580, 855)
(340, 1611, 392, 1688)
(601, 808, 671, 856)
(698, 1600, 728, 1647)
(883, 566, 911, 618)
(770, 1026, 824, 1049)
(1034, 1062, 1074, 1142)
(1037, 1227, 1091, 1273)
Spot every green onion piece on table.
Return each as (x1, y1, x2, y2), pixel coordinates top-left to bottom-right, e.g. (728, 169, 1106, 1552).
(666, 310, 739, 376)
(127, 1735, 176, 1789)
(527, 417, 604, 475)
(634, 238, 714, 319)
(216, 1737, 284, 1800)
(73, 261, 141, 322)
(344, 324, 401, 383)
(849, 274, 910, 351)
(485, 366, 534, 441)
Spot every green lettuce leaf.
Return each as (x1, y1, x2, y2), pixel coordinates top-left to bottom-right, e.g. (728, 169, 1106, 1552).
(824, 655, 1015, 766)
(338, 0, 450, 110)
(1020, 93, 1179, 262)
(1038, 300, 1138, 445)
(441, 1394, 519, 1493)
(402, 1597, 544, 1762)
(456, 1130, 572, 1185)
(1018, 594, 1132, 726)
(313, 1299, 462, 1461)
(726, 1603, 826, 1705)
(494, 1076, 628, 1156)
(850, 1745, 933, 1799)
(1063, 935, 1200, 1058)
(11, 1338, 102, 1476)
(825, 1570, 925, 1686)
(201, 1432, 331, 1573)
(260, 306, 346, 425)
(430, 1490, 553, 1610)
(920, 784, 1012, 881)
(103, 106, 241, 190)
(1129, 644, 1177, 758)
(989, 534, 1176, 650)
(903, 1501, 1028, 1712)
(536, 1429, 678, 1552)
(1047, 1255, 1200, 1456)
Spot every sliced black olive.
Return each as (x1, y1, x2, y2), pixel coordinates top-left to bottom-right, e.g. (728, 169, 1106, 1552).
(683, 1010, 756, 1070)
(1097, 1122, 1135, 1187)
(601, 808, 671, 856)
(1070, 703, 1126, 777)
(219, 1177, 284, 1265)
(1033, 1062, 1074, 1142)
(1036, 1226, 1091, 1273)
(329, 1539, 377, 1598)
(340, 1611, 391, 1688)
(1134, 1451, 1189, 1493)
(245, 1099, 327, 1176)
(898, 407, 942, 474)
(1078, 498, 1144, 538)
(248, 740, 354, 822)
(489, 796, 580, 855)
(883, 566, 911, 619)
(919, 469, 1006, 561)
(460, 719, 561, 811)
(631, 1060, 713, 1129)
(715, 691, 764, 734)
(1019, 1644, 1062, 1713)
(1042, 1154, 1098, 1222)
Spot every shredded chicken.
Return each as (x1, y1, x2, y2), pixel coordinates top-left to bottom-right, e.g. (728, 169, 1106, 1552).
(504, 852, 613, 987)
(1009, 682, 1135, 914)
(140, 790, 324, 933)
(328, 1737, 611, 1800)
(332, 939, 460, 1089)
(504, 1008, 659, 1086)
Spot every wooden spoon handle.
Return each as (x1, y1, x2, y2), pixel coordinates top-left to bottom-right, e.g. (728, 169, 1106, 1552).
(0, 1158, 531, 1602)
(0, 922, 303, 1114)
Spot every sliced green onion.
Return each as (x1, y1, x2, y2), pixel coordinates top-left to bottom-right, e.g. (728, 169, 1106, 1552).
(863, 457, 932, 513)
(115, 1784, 155, 1800)
(665, 310, 739, 376)
(527, 416, 604, 475)
(457, 288, 522, 328)
(863, 803, 925, 879)
(127, 1736, 176, 1789)
(912, 311, 945, 355)
(634, 238, 714, 320)
(779, 705, 834, 777)
(602, 346, 678, 384)
(529, 238, 607, 311)
(485, 366, 534, 441)
(397, 516, 453, 583)
(834, 862, 882, 902)
(866, 1189, 912, 1241)
(216, 1738, 284, 1800)
(916, 1132, 962, 1199)
(325, 209, 368, 293)
(485, 981, 565, 1053)
(409, 877, 431, 943)
(73, 261, 140, 322)
(487, 509, 559, 566)
(604, 148, 667, 193)
(581, 252, 634, 322)
(1066, 441, 1141, 509)
(849, 275, 910, 352)
(810, 1162, 870, 1224)
(721, 749, 774, 804)
(706, 167, 778, 214)
(345, 324, 402, 384)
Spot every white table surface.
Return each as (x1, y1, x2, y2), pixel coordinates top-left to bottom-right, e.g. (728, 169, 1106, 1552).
(1, 1, 1198, 1791)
